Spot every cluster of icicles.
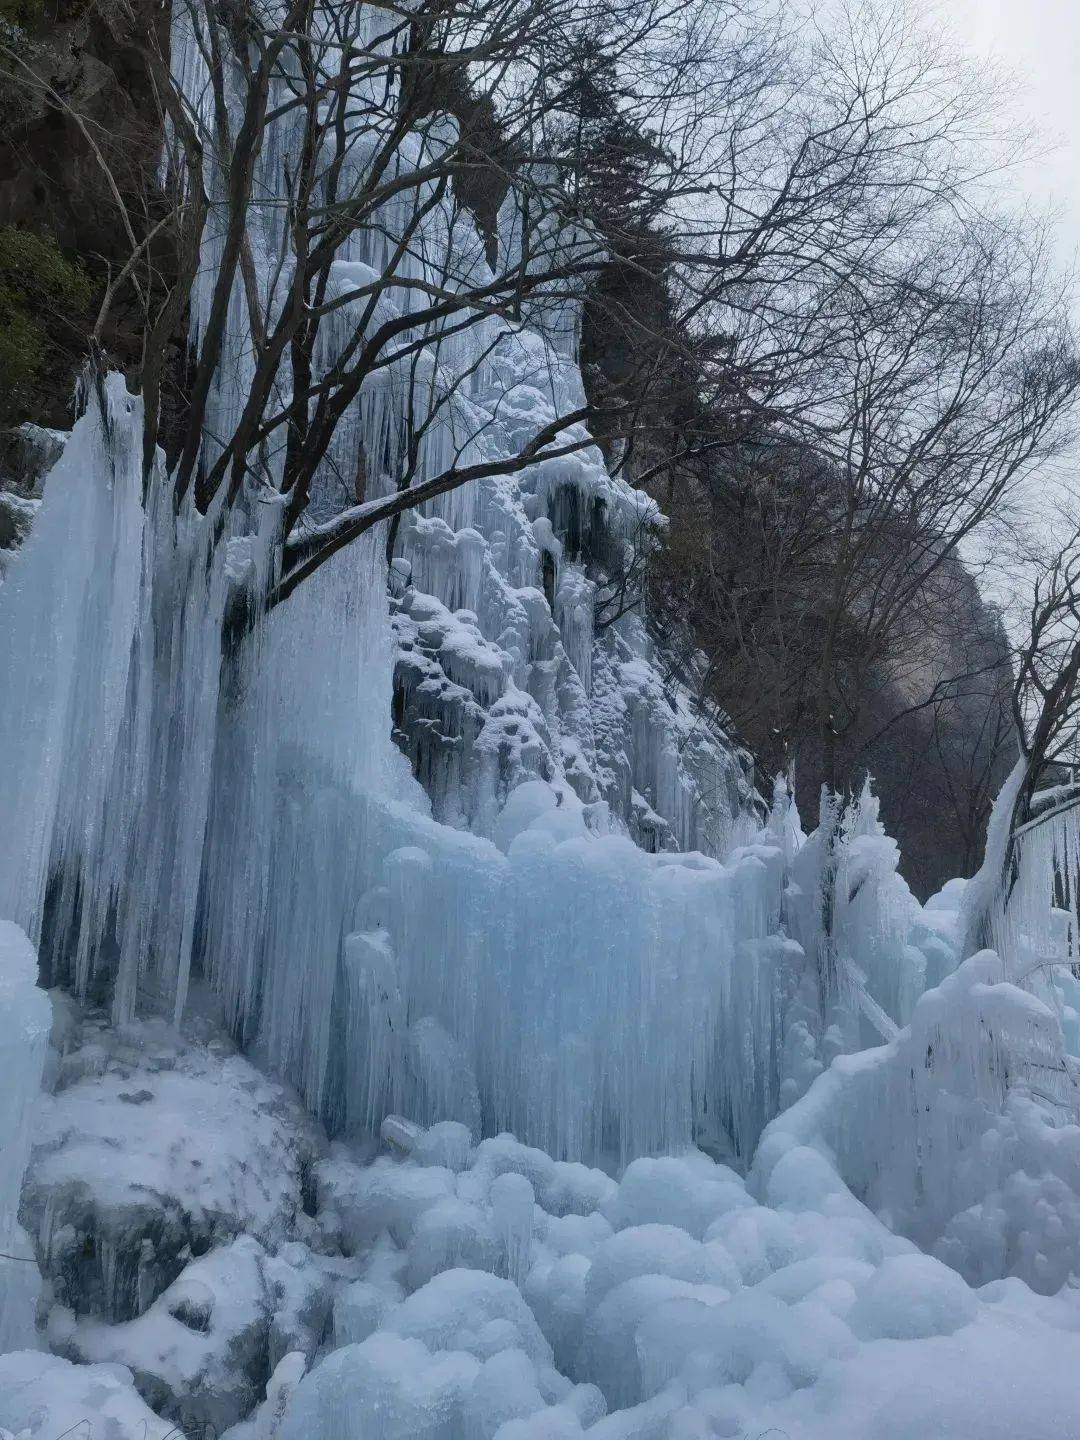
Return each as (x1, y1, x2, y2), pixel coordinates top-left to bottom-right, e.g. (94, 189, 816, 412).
(0, 373, 787, 1163)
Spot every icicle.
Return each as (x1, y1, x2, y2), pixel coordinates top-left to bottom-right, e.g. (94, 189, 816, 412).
(0, 923, 51, 1354)
(491, 1171, 535, 1286)
(960, 755, 1027, 963)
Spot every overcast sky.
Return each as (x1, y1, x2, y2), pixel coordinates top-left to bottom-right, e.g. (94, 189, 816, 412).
(931, 1, 1079, 602)
(943, 0, 1080, 276)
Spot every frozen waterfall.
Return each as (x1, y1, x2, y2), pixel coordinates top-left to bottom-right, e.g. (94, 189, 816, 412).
(0, 0, 971, 1174)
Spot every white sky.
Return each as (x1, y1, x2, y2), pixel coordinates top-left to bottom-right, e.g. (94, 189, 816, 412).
(932, 0, 1079, 616)
(942, 0, 1080, 280)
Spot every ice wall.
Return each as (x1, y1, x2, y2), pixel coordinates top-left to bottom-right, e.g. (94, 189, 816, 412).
(200, 519, 793, 1160)
(172, 0, 775, 1156)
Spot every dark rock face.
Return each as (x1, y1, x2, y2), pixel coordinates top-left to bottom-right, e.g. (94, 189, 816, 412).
(856, 559, 1016, 898)
(0, 423, 61, 560)
(0, 0, 173, 428)
(0, 422, 64, 498)
(769, 551, 1016, 897)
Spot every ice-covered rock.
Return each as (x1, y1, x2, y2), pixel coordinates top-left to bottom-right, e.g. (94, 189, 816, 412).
(23, 1015, 324, 1322)
(222, 1352, 308, 1440)
(65, 1235, 330, 1434)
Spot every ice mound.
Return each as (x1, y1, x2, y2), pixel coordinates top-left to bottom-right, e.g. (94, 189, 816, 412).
(317, 1153, 458, 1252)
(0, 1351, 176, 1440)
(334, 1278, 398, 1346)
(384, 1268, 551, 1364)
(605, 1156, 752, 1239)
(278, 1333, 481, 1440)
(10, 1012, 1080, 1439)
(257, 1125, 1080, 1440)
(757, 948, 1080, 1294)
(846, 1254, 976, 1339)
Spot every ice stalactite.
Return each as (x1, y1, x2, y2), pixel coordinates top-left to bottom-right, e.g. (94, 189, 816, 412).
(778, 780, 941, 1113)
(0, 380, 145, 951)
(959, 755, 1027, 964)
(0, 378, 235, 1026)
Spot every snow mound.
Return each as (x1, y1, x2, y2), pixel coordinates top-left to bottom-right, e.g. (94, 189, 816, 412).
(0, 1351, 175, 1440)
(257, 1125, 1080, 1440)
(846, 1254, 976, 1339)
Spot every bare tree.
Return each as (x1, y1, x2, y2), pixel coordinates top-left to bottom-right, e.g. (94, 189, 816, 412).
(9, 0, 1061, 621)
(649, 207, 1077, 847)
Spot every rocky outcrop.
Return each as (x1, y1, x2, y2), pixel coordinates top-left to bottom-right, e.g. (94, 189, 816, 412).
(0, 423, 63, 566)
(0, 0, 173, 427)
